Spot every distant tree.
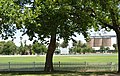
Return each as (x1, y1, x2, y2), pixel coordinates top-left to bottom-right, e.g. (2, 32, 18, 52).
(70, 47, 77, 54)
(0, 41, 5, 54)
(100, 46, 106, 53)
(32, 42, 41, 55)
(105, 47, 110, 53)
(72, 40, 77, 46)
(27, 44, 32, 55)
(81, 43, 87, 48)
(99, 46, 110, 53)
(40, 45, 47, 54)
(113, 44, 118, 52)
(18, 40, 25, 55)
(69, 48, 73, 54)
(106, 47, 110, 50)
(74, 47, 82, 54)
(56, 42, 60, 49)
(60, 41, 68, 48)
(2, 41, 16, 55)
(70, 40, 93, 54)
(32, 42, 47, 55)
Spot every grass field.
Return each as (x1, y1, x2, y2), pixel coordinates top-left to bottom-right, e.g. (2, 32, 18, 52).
(0, 54, 118, 63)
(0, 54, 119, 76)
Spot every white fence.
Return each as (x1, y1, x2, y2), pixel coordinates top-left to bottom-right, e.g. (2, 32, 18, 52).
(0, 62, 118, 72)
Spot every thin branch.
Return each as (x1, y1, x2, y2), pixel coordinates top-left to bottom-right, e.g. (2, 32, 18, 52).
(90, 12, 114, 30)
(99, 19, 114, 30)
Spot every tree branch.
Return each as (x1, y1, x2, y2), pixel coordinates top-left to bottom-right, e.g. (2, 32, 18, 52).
(99, 20, 114, 30)
(87, 7, 116, 30)
(90, 12, 114, 30)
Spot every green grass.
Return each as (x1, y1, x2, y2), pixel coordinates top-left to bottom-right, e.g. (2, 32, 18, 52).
(53, 55, 118, 63)
(0, 54, 118, 63)
(0, 56, 46, 63)
(0, 54, 118, 75)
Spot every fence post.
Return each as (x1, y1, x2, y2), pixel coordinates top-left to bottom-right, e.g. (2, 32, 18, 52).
(8, 62, 10, 71)
(33, 62, 35, 71)
(59, 61, 60, 71)
(85, 62, 87, 72)
(110, 62, 112, 71)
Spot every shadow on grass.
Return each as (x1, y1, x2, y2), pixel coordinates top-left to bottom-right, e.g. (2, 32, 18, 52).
(0, 71, 119, 76)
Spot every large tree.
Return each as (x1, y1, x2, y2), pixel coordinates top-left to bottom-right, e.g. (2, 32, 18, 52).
(0, 0, 94, 72)
(14, 0, 93, 72)
(83, 0, 120, 72)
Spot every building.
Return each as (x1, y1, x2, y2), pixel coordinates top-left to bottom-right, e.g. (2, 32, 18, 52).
(87, 35, 116, 50)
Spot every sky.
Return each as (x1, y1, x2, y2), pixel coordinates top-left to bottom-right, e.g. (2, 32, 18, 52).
(0, 29, 116, 47)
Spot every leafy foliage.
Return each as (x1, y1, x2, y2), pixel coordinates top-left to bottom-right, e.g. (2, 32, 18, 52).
(69, 40, 94, 54)
(11, 0, 94, 42)
(0, 0, 22, 39)
(1, 41, 16, 55)
(32, 42, 47, 55)
(60, 40, 68, 48)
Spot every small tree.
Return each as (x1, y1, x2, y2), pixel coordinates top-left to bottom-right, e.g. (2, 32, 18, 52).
(0, 41, 5, 54)
(60, 41, 68, 48)
(32, 42, 47, 55)
(2, 41, 16, 55)
(100, 46, 106, 53)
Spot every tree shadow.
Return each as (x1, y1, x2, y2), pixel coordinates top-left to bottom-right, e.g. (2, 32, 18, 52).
(0, 71, 119, 76)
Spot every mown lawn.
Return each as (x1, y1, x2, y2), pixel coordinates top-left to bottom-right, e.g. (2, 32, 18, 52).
(0, 54, 118, 63)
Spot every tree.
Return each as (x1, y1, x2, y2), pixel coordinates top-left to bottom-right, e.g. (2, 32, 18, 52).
(14, 0, 94, 72)
(100, 46, 106, 53)
(72, 40, 77, 47)
(83, 0, 120, 72)
(70, 40, 94, 54)
(0, 0, 94, 72)
(27, 44, 32, 55)
(106, 47, 110, 51)
(0, 41, 5, 54)
(72, 40, 83, 47)
(60, 40, 68, 48)
(32, 42, 47, 55)
(2, 41, 16, 55)
(56, 42, 60, 49)
(18, 37, 25, 55)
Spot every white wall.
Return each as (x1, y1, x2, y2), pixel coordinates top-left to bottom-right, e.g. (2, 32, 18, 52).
(60, 47, 69, 54)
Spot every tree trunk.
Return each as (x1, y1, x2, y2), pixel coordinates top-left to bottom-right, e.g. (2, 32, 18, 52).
(44, 34, 56, 72)
(116, 31, 120, 73)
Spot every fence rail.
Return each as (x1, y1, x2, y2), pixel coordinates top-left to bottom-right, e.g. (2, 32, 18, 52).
(0, 62, 118, 72)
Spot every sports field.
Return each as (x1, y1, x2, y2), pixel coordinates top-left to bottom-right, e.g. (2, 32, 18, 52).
(0, 54, 118, 63)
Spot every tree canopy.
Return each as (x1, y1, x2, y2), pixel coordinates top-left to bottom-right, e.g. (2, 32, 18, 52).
(83, 0, 120, 72)
(0, 0, 120, 72)
(12, 0, 94, 72)
(0, 0, 22, 39)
